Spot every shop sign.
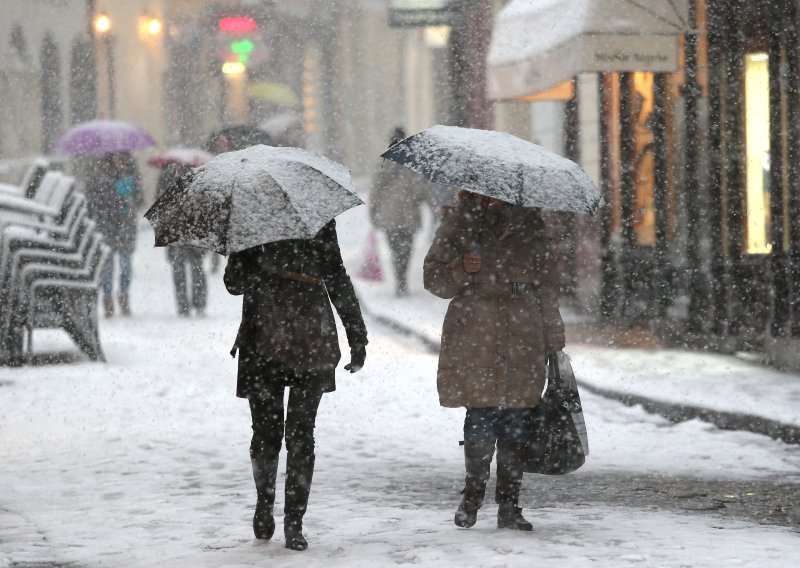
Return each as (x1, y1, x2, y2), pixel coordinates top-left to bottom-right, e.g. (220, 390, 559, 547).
(388, 0, 463, 27)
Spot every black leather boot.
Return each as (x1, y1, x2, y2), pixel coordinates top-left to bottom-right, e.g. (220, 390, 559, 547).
(251, 449, 279, 540)
(495, 442, 533, 531)
(284, 451, 314, 550)
(454, 441, 495, 528)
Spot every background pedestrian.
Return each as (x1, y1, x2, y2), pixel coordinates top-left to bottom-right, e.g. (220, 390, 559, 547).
(155, 164, 207, 317)
(86, 151, 142, 317)
(370, 127, 434, 296)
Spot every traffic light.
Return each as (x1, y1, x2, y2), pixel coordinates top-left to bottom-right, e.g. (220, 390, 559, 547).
(217, 15, 267, 74)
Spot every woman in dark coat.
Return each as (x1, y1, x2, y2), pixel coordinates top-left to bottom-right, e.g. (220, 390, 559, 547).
(224, 219, 367, 551)
(423, 191, 565, 532)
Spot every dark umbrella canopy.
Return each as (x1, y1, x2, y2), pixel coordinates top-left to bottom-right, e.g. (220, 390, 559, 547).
(381, 125, 603, 215)
(144, 145, 363, 255)
(205, 124, 273, 153)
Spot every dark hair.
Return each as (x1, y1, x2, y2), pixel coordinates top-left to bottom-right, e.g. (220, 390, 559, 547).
(389, 127, 406, 146)
(457, 189, 474, 203)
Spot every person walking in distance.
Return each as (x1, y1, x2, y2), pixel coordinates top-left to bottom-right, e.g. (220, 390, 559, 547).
(370, 127, 434, 296)
(155, 163, 207, 316)
(87, 151, 142, 316)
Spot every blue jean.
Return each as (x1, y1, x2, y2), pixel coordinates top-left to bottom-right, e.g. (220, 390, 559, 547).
(101, 250, 133, 298)
(463, 407, 533, 446)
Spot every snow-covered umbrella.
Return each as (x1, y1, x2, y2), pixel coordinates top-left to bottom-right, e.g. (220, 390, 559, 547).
(381, 125, 603, 215)
(144, 145, 363, 256)
(146, 148, 214, 169)
(51, 119, 157, 156)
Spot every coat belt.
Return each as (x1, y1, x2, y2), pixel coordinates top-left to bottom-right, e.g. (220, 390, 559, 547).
(276, 268, 323, 286)
(463, 282, 535, 297)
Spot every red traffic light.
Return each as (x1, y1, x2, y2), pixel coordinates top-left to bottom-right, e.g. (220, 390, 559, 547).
(219, 16, 257, 33)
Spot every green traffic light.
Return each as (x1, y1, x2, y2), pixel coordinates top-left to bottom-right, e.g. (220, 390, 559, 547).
(230, 38, 254, 55)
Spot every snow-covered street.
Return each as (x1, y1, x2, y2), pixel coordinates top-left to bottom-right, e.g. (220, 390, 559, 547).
(2, 202, 800, 567)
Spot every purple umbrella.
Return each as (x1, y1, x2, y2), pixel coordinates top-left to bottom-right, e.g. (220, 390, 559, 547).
(52, 119, 157, 156)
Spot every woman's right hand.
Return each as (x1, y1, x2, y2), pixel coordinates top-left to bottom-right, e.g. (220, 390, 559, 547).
(462, 252, 482, 273)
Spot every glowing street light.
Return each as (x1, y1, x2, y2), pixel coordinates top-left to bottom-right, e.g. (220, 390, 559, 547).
(146, 17, 162, 36)
(94, 13, 112, 35)
(138, 15, 163, 39)
(222, 61, 246, 75)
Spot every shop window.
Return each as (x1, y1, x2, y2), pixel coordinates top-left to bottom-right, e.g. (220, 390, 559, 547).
(631, 72, 656, 247)
(744, 52, 771, 254)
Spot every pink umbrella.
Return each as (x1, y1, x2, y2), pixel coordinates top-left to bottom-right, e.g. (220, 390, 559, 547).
(147, 148, 214, 169)
(52, 119, 157, 156)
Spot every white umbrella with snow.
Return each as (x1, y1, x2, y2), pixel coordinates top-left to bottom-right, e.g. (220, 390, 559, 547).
(144, 145, 363, 255)
(381, 125, 603, 215)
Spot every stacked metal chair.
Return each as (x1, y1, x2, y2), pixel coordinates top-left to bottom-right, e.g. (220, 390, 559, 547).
(0, 170, 109, 365)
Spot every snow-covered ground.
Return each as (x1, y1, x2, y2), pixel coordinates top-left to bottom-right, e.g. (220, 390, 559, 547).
(2, 196, 800, 567)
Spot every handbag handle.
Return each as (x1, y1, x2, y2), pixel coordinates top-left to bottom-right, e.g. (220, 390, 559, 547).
(548, 353, 561, 382)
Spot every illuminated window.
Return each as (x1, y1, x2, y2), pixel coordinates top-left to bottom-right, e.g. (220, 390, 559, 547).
(632, 72, 656, 247)
(744, 52, 771, 254)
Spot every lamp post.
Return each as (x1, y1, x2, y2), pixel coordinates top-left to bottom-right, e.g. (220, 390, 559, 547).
(94, 12, 115, 118)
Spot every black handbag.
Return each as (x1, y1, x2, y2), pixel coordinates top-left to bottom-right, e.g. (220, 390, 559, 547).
(523, 352, 589, 475)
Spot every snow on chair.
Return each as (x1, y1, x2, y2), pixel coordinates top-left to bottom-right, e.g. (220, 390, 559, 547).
(0, 172, 107, 365)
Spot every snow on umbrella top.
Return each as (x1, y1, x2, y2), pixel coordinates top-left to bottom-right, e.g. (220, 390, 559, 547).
(147, 148, 214, 169)
(381, 125, 603, 215)
(51, 119, 157, 156)
(144, 145, 364, 255)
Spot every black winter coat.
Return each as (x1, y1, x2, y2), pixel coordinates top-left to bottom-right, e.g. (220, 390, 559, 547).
(224, 220, 367, 397)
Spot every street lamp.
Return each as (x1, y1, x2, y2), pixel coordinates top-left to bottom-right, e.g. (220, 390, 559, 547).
(93, 12, 115, 118)
(94, 13, 111, 35)
(139, 15, 163, 38)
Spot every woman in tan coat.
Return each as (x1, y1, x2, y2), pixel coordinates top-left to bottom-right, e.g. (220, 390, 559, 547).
(423, 190, 565, 531)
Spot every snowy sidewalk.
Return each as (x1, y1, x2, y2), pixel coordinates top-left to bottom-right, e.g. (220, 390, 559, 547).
(3, 205, 800, 567)
(357, 283, 800, 444)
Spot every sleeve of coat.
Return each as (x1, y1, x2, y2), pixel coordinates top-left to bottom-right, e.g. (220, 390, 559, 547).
(538, 227, 566, 352)
(368, 168, 384, 226)
(223, 252, 247, 296)
(223, 251, 263, 296)
(319, 221, 369, 347)
(423, 216, 472, 299)
(131, 168, 144, 209)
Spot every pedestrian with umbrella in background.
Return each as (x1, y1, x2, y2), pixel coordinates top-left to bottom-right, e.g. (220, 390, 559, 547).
(145, 145, 368, 552)
(383, 125, 602, 532)
(369, 127, 434, 297)
(52, 119, 156, 316)
(148, 149, 213, 317)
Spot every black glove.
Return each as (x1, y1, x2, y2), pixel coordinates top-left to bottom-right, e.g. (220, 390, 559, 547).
(344, 344, 366, 373)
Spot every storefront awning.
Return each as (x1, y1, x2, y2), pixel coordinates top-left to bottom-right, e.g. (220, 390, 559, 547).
(487, 0, 688, 100)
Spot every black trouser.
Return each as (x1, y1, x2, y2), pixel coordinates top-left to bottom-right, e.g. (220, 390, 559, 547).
(385, 229, 413, 294)
(168, 248, 206, 314)
(248, 385, 323, 519)
(463, 408, 533, 506)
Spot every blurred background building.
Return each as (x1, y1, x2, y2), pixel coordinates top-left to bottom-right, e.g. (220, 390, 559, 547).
(3, 0, 800, 370)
